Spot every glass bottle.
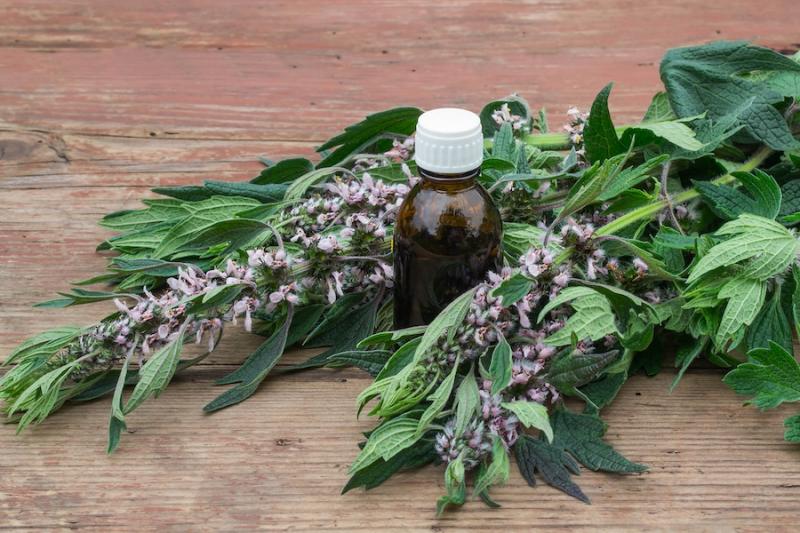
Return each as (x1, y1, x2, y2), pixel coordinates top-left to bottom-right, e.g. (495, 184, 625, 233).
(393, 108, 502, 328)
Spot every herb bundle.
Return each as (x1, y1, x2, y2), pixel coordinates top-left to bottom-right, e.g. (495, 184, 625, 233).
(3, 41, 800, 512)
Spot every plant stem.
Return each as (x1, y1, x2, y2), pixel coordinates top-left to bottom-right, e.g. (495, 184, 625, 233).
(596, 146, 774, 236)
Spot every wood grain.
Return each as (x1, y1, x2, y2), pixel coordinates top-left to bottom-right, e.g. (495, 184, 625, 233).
(2, 0, 800, 530)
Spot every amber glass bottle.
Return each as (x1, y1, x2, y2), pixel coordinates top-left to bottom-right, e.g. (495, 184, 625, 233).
(393, 108, 502, 328)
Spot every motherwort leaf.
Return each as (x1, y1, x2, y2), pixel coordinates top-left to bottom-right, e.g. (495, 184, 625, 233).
(545, 350, 620, 398)
(694, 169, 781, 220)
(489, 273, 534, 306)
(250, 157, 314, 185)
(538, 288, 618, 347)
(660, 41, 800, 151)
(417, 360, 460, 435)
(412, 288, 476, 363)
(488, 334, 512, 395)
(316, 107, 422, 168)
(349, 415, 423, 474)
(686, 214, 798, 284)
(453, 367, 480, 437)
(514, 435, 590, 503)
(479, 94, 531, 136)
(325, 350, 392, 377)
(723, 341, 800, 409)
(124, 330, 185, 414)
(501, 400, 553, 442)
(746, 289, 792, 353)
(205, 310, 294, 412)
(342, 440, 435, 494)
(714, 277, 766, 350)
(583, 83, 624, 162)
(552, 408, 647, 473)
(472, 437, 510, 497)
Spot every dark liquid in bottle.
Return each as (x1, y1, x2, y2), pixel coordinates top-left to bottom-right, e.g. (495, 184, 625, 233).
(393, 167, 502, 328)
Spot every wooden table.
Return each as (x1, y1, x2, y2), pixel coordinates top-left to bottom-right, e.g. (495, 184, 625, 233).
(2, 1, 800, 530)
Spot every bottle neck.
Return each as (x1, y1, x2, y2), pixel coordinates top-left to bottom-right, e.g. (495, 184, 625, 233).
(418, 166, 480, 191)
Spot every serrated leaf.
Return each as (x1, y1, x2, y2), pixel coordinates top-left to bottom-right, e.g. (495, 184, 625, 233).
(541, 290, 618, 347)
(670, 338, 707, 392)
(492, 122, 516, 161)
(723, 341, 800, 409)
(695, 169, 781, 220)
(661, 41, 800, 151)
(412, 288, 476, 363)
(552, 408, 646, 473)
(489, 273, 533, 307)
(326, 350, 392, 377)
(687, 214, 797, 284)
(643, 92, 677, 122)
(596, 155, 668, 201)
(623, 120, 705, 151)
(205, 312, 293, 411)
(203, 181, 288, 203)
(472, 437, 510, 496)
(501, 401, 552, 442)
(546, 350, 620, 396)
(514, 435, 590, 503)
(583, 83, 624, 162)
(107, 357, 130, 454)
(417, 360, 460, 434)
(342, 440, 435, 493)
(488, 334, 512, 395)
(152, 196, 261, 258)
(454, 368, 480, 437)
(715, 277, 766, 349)
(746, 290, 792, 353)
(349, 416, 423, 474)
(317, 107, 422, 168)
(375, 337, 421, 381)
(124, 333, 184, 414)
(250, 157, 314, 185)
(579, 372, 626, 414)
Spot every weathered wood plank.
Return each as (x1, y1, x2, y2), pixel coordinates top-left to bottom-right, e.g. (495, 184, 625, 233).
(0, 370, 797, 530)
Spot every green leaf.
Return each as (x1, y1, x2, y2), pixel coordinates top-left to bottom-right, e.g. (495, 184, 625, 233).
(349, 415, 423, 474)
(179, 218, 271, 255)
(694, 169, 781, 221)
(552, 408, 647, 473)
(489, 273, 533, 307)
(723, 341, 800, 409)
(670, 338, 707, 392)
(502, 401, 553, 442)
(579, 372, 626, 414)
(124, 333, 184, 414)
(514, 435, 590, 504)
(203, 181, 288, 203)
(596, 155, 668, 201)
(152, 196, 261, 258)
(412, 288, 476, 363)
(660, 41, 800, 151)
(488, 334, 512, 395)
(317, 107, 422, 168)
(746, 289, 792, 353)
(540, 288, 618, 347)
(417, 360, 460, 434)
(99, 199, 187, 231)
(779, 180, 800, 221)
(686, 214, 797, 284)
(583, 83, 623, 163)
(326, 350, 392, 377)
(294, 292, 382, 370)
(784, 415, 800, 442)
(356, 325, 427, 349)
(437, 454, 467, 515)
(342, 440, 435, 493)
(35, 289, 131, 309)
(472, 437, 510, 496)
(187, 284, 245, 316)
(643, 92, 677, 122)
(107, 357, 130, 454)
(454, 367, 480, 437)
(491, 122, 516, 161)
(375, 337, 421, 381)
(250, 157, 314, 185)
(205, 312, 293, 411)
(546, 350, 620, 396)
(622, 119, 705, 151)
(151, 185, 214, 201)
(714, 277, 766, 350)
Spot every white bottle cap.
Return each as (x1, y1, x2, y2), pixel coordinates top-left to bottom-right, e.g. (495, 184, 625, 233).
(414, 108, 483, 174)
